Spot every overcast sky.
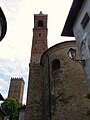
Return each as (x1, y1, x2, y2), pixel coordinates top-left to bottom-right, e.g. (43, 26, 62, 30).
(0, 0, 74, 104)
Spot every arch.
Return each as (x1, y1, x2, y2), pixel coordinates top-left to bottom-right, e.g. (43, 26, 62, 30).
(38, 20, 43, 27)
(52, 59, 60, 71)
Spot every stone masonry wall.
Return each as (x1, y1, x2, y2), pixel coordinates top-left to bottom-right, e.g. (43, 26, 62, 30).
(25, 63, 43, 120)
(41, 41, 90, 120)
(8, 78, 24, 104)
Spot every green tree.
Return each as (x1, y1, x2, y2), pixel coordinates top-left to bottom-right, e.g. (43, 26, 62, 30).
(1, 98, 21, 120)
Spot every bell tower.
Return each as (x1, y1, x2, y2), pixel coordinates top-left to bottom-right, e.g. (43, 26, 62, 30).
(31, 11, 48, 63)
(25, 12, 48, 120)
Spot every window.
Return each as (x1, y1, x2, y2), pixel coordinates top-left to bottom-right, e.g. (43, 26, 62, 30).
(52, 59, 60, 71)
(39, 33, 41, 36)
(38, 20, 43, 27)
(43, 48, 45, 50)
(81, 12, 90, 29)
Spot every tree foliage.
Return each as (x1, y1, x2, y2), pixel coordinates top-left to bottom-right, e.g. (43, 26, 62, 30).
(1, 98, 21, 120)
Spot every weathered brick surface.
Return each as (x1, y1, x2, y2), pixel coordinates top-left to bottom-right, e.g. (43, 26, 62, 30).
(41, 41, 90, 120)
(8, 78, 24, 104)
(25, 12, 48, 120)
(31, 13, 48, 59)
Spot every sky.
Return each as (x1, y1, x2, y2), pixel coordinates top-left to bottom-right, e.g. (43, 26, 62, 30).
(0, 0, 74, 104)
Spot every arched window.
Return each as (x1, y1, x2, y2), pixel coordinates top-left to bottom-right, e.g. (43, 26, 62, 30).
(52, 59, 60, 71)
(38, 20, 43, 27)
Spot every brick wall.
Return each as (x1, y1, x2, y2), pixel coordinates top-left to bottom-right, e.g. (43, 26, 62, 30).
(25, 12, 48, 120)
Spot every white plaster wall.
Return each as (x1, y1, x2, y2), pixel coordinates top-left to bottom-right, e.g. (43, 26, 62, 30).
(73, 0, 90, 91)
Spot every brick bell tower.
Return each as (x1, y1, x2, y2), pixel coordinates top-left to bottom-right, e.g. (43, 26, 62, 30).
(25, 12, 48, 120)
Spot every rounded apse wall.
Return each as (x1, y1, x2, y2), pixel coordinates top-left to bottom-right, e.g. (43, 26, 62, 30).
(41, 40, 90, 120)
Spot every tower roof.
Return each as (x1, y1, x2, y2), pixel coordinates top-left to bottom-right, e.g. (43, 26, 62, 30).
(34, 11, 47, 16)
(61, 0, 84, 37)
(39, 11, 43, 15)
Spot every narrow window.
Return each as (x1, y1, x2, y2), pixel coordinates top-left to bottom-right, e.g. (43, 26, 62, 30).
(81, 12, 90, 29)
(39, 33, 41, 36)
(43, 48, 45, 50)
(52, 59, 60, 71)
(38, 20, 43, 27)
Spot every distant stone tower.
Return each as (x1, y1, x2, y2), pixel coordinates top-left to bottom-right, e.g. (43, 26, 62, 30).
(8, 77, 24, 104)
(25, 12, 48, 120)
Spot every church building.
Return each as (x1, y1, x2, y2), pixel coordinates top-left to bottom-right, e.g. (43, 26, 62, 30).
(25, 12, 90, 120)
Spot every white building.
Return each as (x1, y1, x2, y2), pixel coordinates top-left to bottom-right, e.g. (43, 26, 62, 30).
(61, 0, 90, 92)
